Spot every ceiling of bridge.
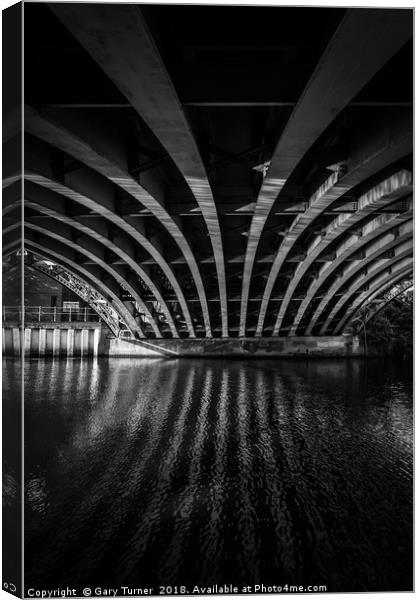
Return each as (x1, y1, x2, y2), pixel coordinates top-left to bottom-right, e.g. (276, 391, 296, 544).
(12, 3, 413, 338)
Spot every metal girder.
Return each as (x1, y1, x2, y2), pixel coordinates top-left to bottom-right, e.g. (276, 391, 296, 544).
(24, 105, 212, 336)
(24, 222, 161, 338)
(29, 260, 122, 337)
(274, 170, 412, 335)
(303, 215, 413, 334)
(122, 200, 256, 217)
(323, 248, 413, 334)
(50, 4, 229, 336)
(239, 8, 412, 336)
(23, 239, 144, 339)
(338, 266, 413, 334)
(255, 117, 412, 337)
(24, 193, 181, 338)
(352, 279, 413, 332)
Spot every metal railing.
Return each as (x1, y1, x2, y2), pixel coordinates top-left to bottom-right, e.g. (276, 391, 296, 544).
(3, 306, 102, 324)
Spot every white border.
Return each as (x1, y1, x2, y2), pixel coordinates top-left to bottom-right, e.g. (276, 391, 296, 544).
(0, 2, 415, 600)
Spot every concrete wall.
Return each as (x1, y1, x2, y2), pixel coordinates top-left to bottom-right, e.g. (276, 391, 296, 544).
(104, 333, 362, 358)
(3, 323, 101, 357)
(3, 324, 361, 358)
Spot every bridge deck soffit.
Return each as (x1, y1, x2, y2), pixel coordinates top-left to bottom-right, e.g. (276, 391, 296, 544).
(21, 5, 413, 338)
(50, 3, 229, 336)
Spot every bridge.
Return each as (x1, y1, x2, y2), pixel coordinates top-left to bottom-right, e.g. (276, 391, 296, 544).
(3, 4, 413, 346)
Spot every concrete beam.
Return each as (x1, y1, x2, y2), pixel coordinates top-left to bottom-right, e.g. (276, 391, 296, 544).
(51, 4, 229, 335)
(24, 105, 212, 336)
(25, 196, 180, 338)
(3, 221, 20, 236)
(24, 148, 196, 336)
(2, 173, 21, 190)
(239, 8, 412, 336)
(182, 101, 412, 108)
(323, 247, 413, 334)
(3, 200, 21, 217)
(337, 265, 413, 334)
(303, 213, 413, 334)
(304, 232, 412, 334)
(2, 237, 22, 257)
(24, 240, 144, 339)
(121, 200, 270, 217)
(274, 170, 412, 335)
(255, 115, 412, 337)
(24, 222, 162, 338)
(2, 181, 21, 215)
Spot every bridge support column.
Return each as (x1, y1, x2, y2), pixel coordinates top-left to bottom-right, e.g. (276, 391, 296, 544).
(12, 327, 20, 357)
(80, 329, 88, 357)
(93, 328, 100, 357)
(24, 328, 31, 357)
(67, 329, 74, 357)
(38, 328, 46, 356)
(52, 329, 60, 357)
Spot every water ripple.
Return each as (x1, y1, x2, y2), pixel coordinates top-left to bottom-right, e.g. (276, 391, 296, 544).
(7, 357, 412, 592)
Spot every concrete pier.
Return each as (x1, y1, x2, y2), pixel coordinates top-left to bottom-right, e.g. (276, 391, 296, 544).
(3, 323, 102, 358)
(3, 323, 361, 358)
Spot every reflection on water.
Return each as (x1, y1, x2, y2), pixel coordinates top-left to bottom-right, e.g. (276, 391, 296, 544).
(12, 358, 413, 591)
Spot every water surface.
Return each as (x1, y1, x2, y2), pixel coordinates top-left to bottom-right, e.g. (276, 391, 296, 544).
(6, 358, 413, 592)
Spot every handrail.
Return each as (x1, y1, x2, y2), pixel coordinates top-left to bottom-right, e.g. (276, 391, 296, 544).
(3, 305, 102, 324)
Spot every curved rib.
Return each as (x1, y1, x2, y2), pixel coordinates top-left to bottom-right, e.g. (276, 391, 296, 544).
(273, 170, 412, 335)
(24, 168, 195, 337)
(3, 181, 21, 215)
(239, 8, 413, 336)
(338, 265, 413, 334)
(24, 222, 162, 338)
(25, 191, 180, 338)
(257, 121, 412, 337)
(322, 247, 413, 334)
(3, 221, 20, 236)
(3, 199, 20, 216)
(51, 3, 228, 336)
(303, 214, 413, 335)
(24, 240, 144, 339)
(25, 105, 212, 336)
(2, 174, 21, 190)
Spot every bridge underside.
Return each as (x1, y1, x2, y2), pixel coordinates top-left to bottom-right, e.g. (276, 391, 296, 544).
(4, 4, 413, 339)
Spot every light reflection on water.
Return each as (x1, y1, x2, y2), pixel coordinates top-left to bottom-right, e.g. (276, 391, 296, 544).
(5, 358, 413, 592)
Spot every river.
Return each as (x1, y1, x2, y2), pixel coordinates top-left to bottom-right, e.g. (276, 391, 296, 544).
(3, 357, 413, 593)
